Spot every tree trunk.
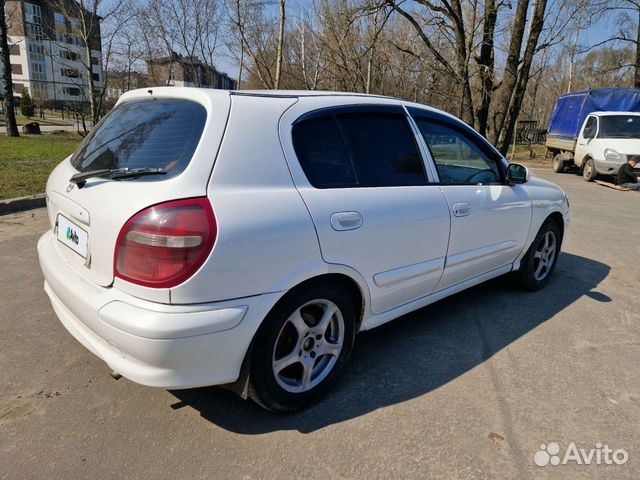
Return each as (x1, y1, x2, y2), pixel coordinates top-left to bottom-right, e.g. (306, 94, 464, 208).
(635, 6, 640, 88)
(238, 41, 244, 90)
(0, 0, 19, 137)
(475, 0, 497, 136)
(490, 0, 530, 145)
(497, 0, 548, 155)
(450, 0, 474, 125)
(85, 42, 98, 129)
(274, 0, 286, 89)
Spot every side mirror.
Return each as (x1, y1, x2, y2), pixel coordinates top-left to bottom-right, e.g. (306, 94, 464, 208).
(506, 163, 530, 184)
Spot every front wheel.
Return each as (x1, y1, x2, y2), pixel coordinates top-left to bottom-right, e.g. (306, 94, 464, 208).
(515, 219, 561, 291)
(583, 158, 597, 182)
(249, 283, 356, 412)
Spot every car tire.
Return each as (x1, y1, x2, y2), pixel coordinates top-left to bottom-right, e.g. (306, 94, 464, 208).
(515, 219, 562, 291)
(582, 158, 597, 182)
(249, 282, 357, 412)
(552, 153, 565, 173)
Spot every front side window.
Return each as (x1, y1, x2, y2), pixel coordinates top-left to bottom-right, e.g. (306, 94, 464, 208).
(292, 107, 427, 188)
(583, 116, 598, 138)
(413, 118, 501, 185)
(70, 98, 207, 180)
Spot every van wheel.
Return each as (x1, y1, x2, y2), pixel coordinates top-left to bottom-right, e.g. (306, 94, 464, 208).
(249, 283, 356, 412)
(515, 219, 561, 291)
(583, 158, 597, 182)
(552, 154, 565, 173)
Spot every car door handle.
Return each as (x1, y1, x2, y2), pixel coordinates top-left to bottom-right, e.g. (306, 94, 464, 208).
(452, 202, 471, 217)
(330, 211, 363, 231)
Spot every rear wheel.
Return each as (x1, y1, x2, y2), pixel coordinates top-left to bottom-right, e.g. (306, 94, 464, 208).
(249, 283, 356, 412)
(515, 219, 561, 291)
(552, 153, 565, 173)
(583, 158, 597, 182)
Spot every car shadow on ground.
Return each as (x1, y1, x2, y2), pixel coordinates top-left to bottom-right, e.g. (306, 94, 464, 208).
(170, 252, 610, 434)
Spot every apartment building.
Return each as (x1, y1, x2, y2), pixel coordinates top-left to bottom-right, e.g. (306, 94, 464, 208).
(147, 51, 237, 90)
(0, 0, 104, 106)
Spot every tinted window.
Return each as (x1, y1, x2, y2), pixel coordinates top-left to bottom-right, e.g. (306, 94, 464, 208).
(336, 112, 426, 187)
(71, 98, 206, 180)
(291, 115, 356, 188)
(292, 109, 427, 188)
(413, 119, 501, 185)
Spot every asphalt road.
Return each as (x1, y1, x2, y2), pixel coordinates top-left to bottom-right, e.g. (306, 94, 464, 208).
(1, 169, 639, 479)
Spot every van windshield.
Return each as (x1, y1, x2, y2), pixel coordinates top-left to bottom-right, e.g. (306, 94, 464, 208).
(70, 98, 207, 180)
(598, 115, 640, 139)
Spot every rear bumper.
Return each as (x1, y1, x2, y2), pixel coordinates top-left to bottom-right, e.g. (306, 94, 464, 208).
(37, 230, 280, 389)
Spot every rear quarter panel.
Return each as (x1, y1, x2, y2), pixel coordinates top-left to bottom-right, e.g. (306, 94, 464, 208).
(171, 95, 326, 304)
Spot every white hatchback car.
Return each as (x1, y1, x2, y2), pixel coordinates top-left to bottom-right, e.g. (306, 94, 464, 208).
(38, 88, 569, 411)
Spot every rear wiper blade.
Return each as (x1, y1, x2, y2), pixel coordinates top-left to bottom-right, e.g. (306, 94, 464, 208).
(70, 168, 166, 188)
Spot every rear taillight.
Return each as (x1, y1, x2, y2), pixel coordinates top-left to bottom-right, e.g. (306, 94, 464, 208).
(114, 198, 216, 288)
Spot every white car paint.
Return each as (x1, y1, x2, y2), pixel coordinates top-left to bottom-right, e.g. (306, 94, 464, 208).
(574, 111, 640, 174)
(37, 88, 570, 390)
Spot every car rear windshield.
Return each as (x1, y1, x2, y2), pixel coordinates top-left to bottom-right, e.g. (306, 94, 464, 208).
(70, 98, 207, 180)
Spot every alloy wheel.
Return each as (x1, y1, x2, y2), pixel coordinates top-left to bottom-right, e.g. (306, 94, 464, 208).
(272, 299, 345, 393)
(533, 230, 557, 281)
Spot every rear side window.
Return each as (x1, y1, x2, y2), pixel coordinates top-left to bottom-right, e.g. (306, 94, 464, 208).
(292, 108, 427, 188)
(290, 115, 356, 188)
(71, 98, 207, 180)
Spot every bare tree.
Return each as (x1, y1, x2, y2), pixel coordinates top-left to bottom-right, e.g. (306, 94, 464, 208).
(386, 0, 476, 125)
(1, 0, 19, 136)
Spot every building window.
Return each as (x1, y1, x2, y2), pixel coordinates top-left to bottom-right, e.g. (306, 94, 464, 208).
(59, 49, 79, 61)
(27, 23, 44, 41)
(32, 82, 48, 98)
(92, 73, 100, 82)
(91, 56, 99, 65)
(61, 68, 81, 78)
(28, 44, 44, 62)
(9, 44, 20, 55)
(25, 3, 43, 25)
(31, 62, 47, 80)
(14, 83, 24, 94)
(11, 64, 23, 75)
(54, 12, 66, 25)
(63, 87, 81, 96)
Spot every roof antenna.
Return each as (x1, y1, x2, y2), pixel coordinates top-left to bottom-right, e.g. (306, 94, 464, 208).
(147, 89, 153, 95)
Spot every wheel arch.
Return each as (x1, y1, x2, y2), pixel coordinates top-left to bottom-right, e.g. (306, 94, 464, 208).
(225, 271, 367, 399)
(546, 211, 565, 243)
(580, 154, 593, 169)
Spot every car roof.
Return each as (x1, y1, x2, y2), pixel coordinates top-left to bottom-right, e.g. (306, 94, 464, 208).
(231, 89, 393, 99)
(123, 86, 394, 100)
(591, 111, 640, 116)
(118, 86, 461, 125)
